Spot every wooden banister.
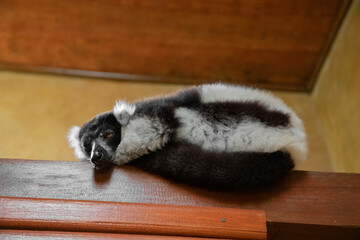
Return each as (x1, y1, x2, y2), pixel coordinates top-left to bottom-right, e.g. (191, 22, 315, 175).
(0, 196, 266, 239)
(0, 159, 359, 239)
(0, 230, 230, 240)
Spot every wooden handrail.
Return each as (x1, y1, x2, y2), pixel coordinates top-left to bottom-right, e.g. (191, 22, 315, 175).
(0, 158, 359, 239)
(0, 196, 266, 239)
(0, 230, 231, 240)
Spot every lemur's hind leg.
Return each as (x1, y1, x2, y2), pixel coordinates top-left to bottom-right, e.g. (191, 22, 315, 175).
(132, 141, 294, 189)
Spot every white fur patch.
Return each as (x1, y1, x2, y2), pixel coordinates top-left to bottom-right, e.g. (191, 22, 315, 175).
(175, 106, 307, 164)
(90, 142, 96, 159)
(67, 126, 87, 160)
(113, 100, 136, 125)
(199, 83, 290, 114)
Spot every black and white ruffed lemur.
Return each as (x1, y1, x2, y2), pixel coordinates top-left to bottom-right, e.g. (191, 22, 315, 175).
(68, 83, 307, 189)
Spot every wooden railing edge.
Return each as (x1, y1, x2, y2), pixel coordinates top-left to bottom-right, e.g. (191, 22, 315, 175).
(0, 158, 359, 239)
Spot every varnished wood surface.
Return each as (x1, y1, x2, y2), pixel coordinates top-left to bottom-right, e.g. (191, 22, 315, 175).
(0, 230, 226, 240)
(1, 159, 359, 239)
(0, 197, 266, 239)
(0, 0, 351, 91)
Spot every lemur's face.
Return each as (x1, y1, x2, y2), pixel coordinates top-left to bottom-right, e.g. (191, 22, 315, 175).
(68, 112, 121, 170)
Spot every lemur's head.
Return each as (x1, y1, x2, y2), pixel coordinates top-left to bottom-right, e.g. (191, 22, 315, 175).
(67, 101, 135, 170)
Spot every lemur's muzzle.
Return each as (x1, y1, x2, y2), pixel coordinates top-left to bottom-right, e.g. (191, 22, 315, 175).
(91, 151, 103, 165)
(90, 145, 112, 171)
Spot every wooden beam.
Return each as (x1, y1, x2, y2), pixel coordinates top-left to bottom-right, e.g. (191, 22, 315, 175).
(0, 230, 227, 240)
(0, 159, 359, 239)
(0, 197, 266, 239)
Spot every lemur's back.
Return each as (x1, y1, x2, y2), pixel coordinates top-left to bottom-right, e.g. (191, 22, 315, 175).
(173, 84, 307, 165)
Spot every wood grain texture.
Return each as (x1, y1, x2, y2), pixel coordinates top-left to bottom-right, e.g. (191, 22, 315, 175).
(0, 159, 359, 239)
(0, 230, 228, 240)
(0, 197, 266, 239)
(0, 0, 351, 90)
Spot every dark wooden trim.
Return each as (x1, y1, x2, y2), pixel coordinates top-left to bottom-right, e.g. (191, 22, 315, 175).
(267, 222, 360, 240)
(0, 159, 359, 239)
(0, 62, 216, 86)
(0, 62, 304, 91)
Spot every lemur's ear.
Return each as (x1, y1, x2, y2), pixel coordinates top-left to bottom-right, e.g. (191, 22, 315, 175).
(67, 126, 87, 160)
(113, 100, 136, 125)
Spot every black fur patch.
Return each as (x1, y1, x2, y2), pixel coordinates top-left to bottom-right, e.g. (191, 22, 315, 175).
(191, 101, 290, 127)
(132, 141, 294, 189)
(133, 88, 201, 134)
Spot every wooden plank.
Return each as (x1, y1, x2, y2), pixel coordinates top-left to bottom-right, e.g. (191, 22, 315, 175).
(1, 159, 360, 239)
(0, 230, 228, 240)
(267, 222, 360, 240)
(0, 0, 351, 91)
(0, 197, 266, 239)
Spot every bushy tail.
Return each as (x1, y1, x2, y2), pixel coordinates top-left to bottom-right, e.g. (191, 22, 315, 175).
(131, 141, 294, 189)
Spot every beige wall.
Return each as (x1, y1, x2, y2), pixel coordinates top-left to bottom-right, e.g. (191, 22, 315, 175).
(312, 0, 360, 173)
(0, 71, 332, 172)
(0, 73, 185, 162)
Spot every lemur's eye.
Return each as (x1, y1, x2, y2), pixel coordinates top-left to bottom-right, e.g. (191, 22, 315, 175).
(105, 132, 114, 140)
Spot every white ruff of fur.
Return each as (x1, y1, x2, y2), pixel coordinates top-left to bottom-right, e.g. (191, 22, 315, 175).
(67, 126, 86, 160)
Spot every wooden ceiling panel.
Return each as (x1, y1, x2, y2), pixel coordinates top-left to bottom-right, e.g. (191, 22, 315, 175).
(0, 0, 351, 90)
